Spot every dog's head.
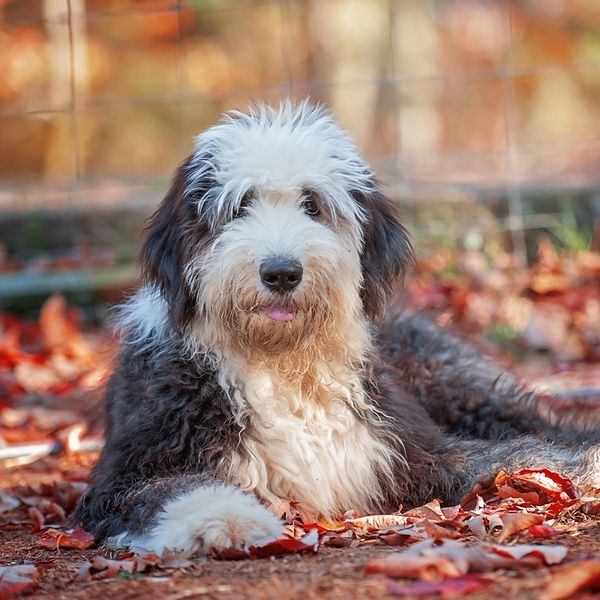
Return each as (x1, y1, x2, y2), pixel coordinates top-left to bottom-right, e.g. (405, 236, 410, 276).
(140, 102, 413, 356)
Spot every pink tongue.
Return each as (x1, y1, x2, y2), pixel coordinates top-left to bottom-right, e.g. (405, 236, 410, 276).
(264, 306, 296, 321)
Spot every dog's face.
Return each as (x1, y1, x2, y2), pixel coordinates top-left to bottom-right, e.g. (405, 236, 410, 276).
(141, 103, 413, 355)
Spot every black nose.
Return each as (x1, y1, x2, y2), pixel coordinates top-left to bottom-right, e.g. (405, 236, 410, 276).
(259, 258, 303, 293)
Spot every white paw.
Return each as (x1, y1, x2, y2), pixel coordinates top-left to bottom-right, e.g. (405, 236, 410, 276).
(118, 484, 283, 556)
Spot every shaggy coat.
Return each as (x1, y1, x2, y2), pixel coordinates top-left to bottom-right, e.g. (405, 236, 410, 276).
(73, 103, 600, 556)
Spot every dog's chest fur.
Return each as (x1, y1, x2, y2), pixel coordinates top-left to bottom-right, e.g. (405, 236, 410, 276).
(222, 359, 393, 519)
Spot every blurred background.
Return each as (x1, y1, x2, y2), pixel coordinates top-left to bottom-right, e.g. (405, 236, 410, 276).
(0, 0, 599, 318)
(0, 0, 598, 502)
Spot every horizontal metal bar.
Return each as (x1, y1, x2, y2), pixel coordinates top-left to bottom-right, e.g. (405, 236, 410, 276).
(0, 265, 137, 300)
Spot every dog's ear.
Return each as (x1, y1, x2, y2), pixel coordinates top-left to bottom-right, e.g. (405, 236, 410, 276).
(354, 187, 414, 321)
(140, 156, 198, 332)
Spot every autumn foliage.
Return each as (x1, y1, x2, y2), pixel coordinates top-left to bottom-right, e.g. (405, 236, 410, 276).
(0, 245, 599, 599)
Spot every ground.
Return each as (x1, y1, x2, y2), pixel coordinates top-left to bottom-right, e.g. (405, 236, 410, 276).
(1, 246, 599, 598)
(0, 454, 599, 599)
(1, 452, 599, 600)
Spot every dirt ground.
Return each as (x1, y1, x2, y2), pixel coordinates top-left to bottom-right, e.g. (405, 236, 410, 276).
(1, 454, 599, 600)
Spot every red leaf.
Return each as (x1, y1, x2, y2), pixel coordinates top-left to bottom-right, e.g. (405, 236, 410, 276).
(293, 518, 346, 534)
(497, 512, 545, 543)
(496, 484, 540, 505)
(0, 565, 38, 599)
(490, 543, 567, 565)
(249, 528, 319, 559)
(510, 469, 575, 502)
(366, 539, 568, 581)
(210, 547, 249, 561)
(158, 549, 193, 569)
(76, 557, 136, 581)
(37, 527, 95, 550)
(527, 524, 560, 538)
(27, 506, 45, 533)
(60, 470, 91, 483)
(542, 559, 600, 600)
(387, 575, 493, 597)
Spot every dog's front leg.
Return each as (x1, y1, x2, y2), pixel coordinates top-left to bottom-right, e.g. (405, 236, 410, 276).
(108, 480, 283, 556)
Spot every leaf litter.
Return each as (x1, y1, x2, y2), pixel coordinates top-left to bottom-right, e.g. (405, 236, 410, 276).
(0, 244, 599, 598)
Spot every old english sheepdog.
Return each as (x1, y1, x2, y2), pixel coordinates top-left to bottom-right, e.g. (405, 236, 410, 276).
(73, 102, 600, 556)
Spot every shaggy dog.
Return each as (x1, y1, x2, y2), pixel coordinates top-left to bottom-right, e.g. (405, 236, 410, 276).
(74, 102, 600, 556)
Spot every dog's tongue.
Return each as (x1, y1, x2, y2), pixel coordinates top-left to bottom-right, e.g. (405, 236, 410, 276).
(264, 306, 296, 321)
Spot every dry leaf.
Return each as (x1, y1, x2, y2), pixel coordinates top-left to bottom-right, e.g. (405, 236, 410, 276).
(366, 539, 568, 581)
(0, 492, 19, 514)
(345, 514, 409, 533)
(405, 500, 446, 521)
(490, 544, 567, 565)
(497, 513, 545, 543)
(387, 575, 493, 597)
(249, 528, 319, 559)
(527, 524, 560, 538)
(36, 527, 95, 550)
(0, 564, 38, 599)
(75, 557, 136, 581)
(509, 469, 575, 502)
(542, 559, 600, 600)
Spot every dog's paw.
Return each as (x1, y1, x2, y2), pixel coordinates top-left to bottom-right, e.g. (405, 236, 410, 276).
(122, 484, 283, 556)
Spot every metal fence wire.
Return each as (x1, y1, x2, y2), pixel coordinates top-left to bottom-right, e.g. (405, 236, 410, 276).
(0, 0, 599, 305)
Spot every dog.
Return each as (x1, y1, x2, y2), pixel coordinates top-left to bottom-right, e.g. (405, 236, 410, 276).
(73, 101, 600, 556)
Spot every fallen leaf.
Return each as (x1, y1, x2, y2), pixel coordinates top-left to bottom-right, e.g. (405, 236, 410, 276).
(28, 506, 45, 533)
(295, 518, 346, 534)
(0, 492, 20, 514)
(322, 532, 356, 548)
(510, 469, 575, 502)
(466, 515, 487, 538)
(76, 556, 136, 581)
(37, 527, 95, 550)
(345, 514, 409, 533)
(158, 549, 193, 569)
(379, 524, 428, 546)
(527, 524, 560, 538)
(387, 574, 493, 597)
(379, 520, 461, 546)
(542, 559, 600, 600)
(496, 484, 540, 505)
(0, 564, 38, 599)
(367, 552, 463, 580)
(497, 512, 545, 543)
(366, 539, 568, 581)
(249, 528, 319, 559)
(490, 543, 568, 565)
(39, 294, 93, 362)
(405, 500, 446, 521)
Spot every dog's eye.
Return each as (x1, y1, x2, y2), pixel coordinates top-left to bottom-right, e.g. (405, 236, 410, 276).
(301, 191, 321, 217)
(234, 189, 255, 218)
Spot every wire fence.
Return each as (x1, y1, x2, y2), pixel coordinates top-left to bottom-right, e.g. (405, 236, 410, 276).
(0, 0, 599, 304)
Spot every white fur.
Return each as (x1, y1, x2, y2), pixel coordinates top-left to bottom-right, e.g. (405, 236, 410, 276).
(184, 190, 365, 358)
(187, 101, 372, 230)
(223, 356, 401, 520)
(109, 484, 283, 556)
(115, 285, 171, 349)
